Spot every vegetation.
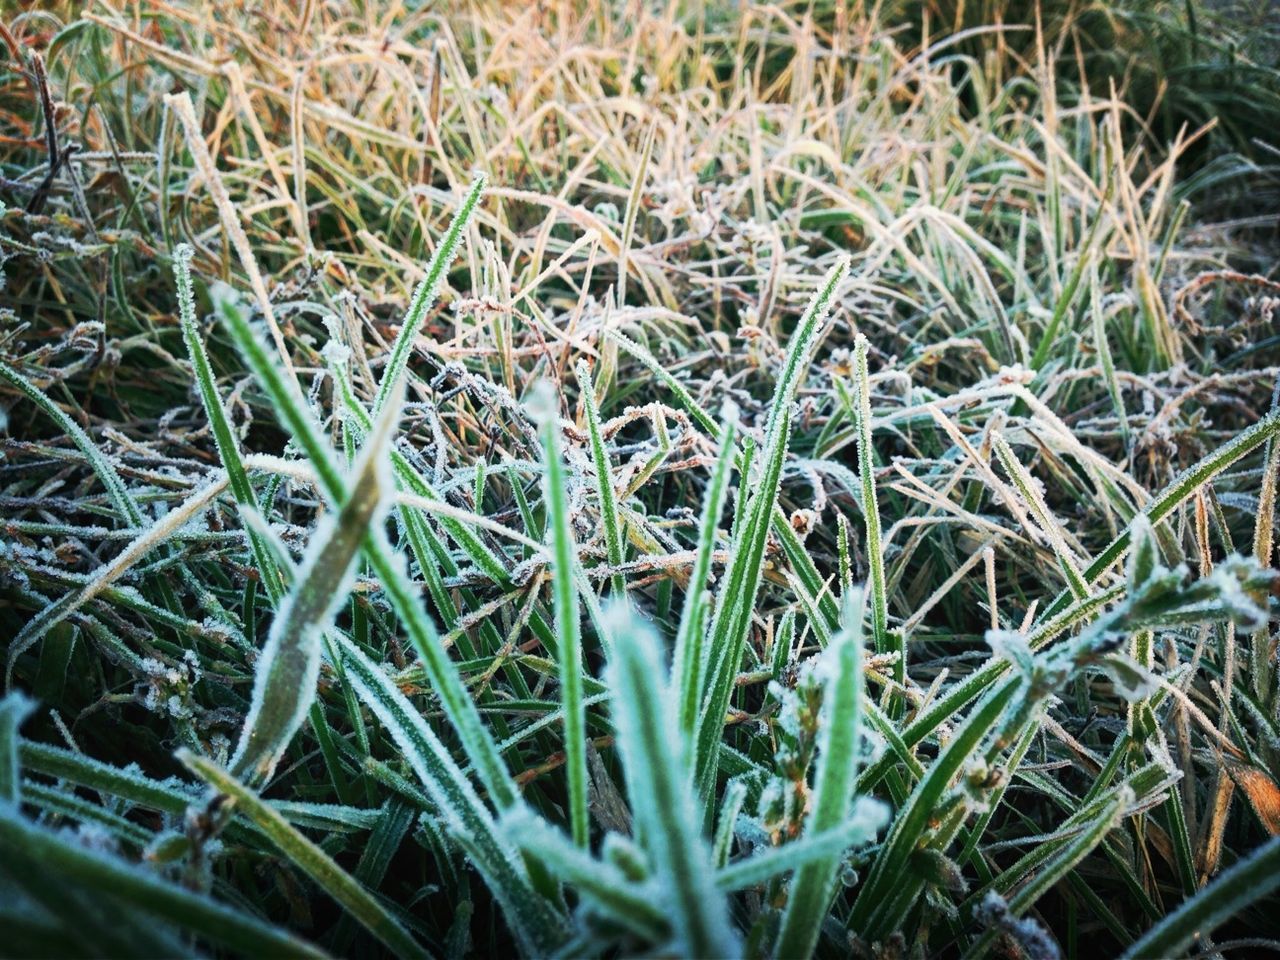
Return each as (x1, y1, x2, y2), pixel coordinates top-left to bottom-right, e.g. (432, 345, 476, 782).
(1, 1, 1279, 956)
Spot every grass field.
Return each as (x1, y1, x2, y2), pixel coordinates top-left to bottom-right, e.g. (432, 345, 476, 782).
(2, 1, 1280, 957)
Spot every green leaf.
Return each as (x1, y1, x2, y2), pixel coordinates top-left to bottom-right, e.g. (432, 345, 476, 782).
(851, 336, 890, 663)
(373, 175, 486, 416)
(673, 409, 738, 737)
(173, 242, 285, 604)
(0, 692, 35, 805)
(218, 278, 522, 816)
(693, 256, 850, 805)
(332, 630, 568, 954)
(503, 808, 669, 942)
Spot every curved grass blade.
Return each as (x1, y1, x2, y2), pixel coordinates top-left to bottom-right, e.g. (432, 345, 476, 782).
(164, 91, 295, 377)
(1040, 406, 1280, 622)
(717, 799, 887, 893)
(0, 359, 141, 527)
(712, 778, 749, 869)
(503, 808, 669, 942)
(217, 287, 522, 814)
(332, 629, 568, 954)
(182, 752, 430, 960)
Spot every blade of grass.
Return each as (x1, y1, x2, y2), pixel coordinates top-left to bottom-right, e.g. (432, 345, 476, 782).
(0, 692, 34, 805)
(776, 590, 886, 957)
(607, 329, 842, 633)
(1122, 836, 1280, 959)
(605, 602, 740, 958)
(993, 430, 1089, 600)
(851, 678, 1026, 938)
(503, 808, 669, 942)
(851, 335, 893, 681)
(718, 800, 887, 892)
(182, 752, 430, 960)
(164, 92, 295, 377)
(332, 628, 567, 953)
(373, 174, 486, 415)
(230, 374, 401, 784)
(673, 409, 737, 737)
(693, 256, 850, 804)
(0, 806, 326, 958)
(577, 359, 626, 597)
(217, 288, 522, 815)
(530, 381, 589, 848)
(173, 242, 285, 604)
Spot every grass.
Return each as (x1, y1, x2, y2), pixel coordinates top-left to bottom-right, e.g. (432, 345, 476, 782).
(2, 1, 1280, 957)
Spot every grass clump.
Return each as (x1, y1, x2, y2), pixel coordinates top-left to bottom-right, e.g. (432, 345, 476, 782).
(2, 1, 1280, 957)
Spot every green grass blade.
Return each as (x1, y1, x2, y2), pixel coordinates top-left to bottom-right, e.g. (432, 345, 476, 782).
(693, 256, 850, 804)
(373, 175, 486, 416)
(673, 411, 737, 736)
(993, 431, 1089, 600)
(1122, 836, 1280, 959)
(182, 752, 431, 960)
(0, 358, 142, 527)
(605, 602, 740, 958)
(230, 376, 401, 784)
(504, 808, 669, 942)
(718, 802, 886, 893)
(577, 359, 626, 596)
(172, 242, 285, 604)
(333, 630, 567, 954)
(1040, 406, 1280, 622)
(776, 590, 882, 957)
(219, 287, 521, 813)
(0, 692, 34, 805)
(0, 805, 326, 958)
(851, 335, 892, 672)
(531, 381, 589, 847)
(851, 679, 1025, 938)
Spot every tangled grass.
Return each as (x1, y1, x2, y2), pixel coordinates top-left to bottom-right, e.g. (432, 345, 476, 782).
(2, 1, 1280, 957)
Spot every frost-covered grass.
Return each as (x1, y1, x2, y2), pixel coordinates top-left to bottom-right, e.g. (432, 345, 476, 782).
(2, 1, 1280, 957)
